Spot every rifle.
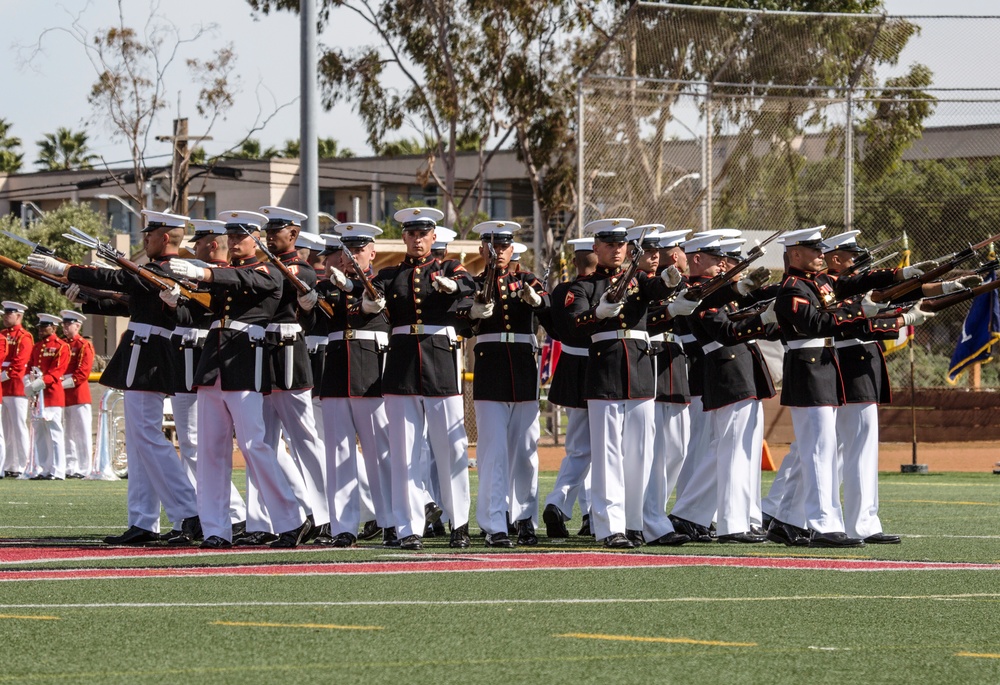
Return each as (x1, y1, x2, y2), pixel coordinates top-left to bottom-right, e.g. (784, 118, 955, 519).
(909, 260, 1000, 314)
(869, 232, 1000, 304)
(0, 254, 129, 306)
(63, 226, 212, 311)
(606, 226, 648, 303)
(240, 227, 335, 319)
(2, 230, 71, 262)
(341, 245, 390, 323)
(476, 242, 499, 304)
(684, 225, 788, 302)
(838, 235, 901, 277)
(727, 297, 775, 321)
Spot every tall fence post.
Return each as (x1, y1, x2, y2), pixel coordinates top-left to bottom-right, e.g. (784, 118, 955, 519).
(845, 90, 854, 231)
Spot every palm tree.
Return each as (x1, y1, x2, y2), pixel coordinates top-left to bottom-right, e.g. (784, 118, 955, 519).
(228, 138, 280, 160)
(35, 127, 98, 170)
(0, 119, 24, 173)
(280, 137, 355, 159)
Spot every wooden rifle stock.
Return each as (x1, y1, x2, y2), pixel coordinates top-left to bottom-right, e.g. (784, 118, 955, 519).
(0, 255, 128, 306)
(341, 248, 388, 323)
(918, 277, 1000, 314)
(477, 243, 499, 304)
(606, 240, 643, 303)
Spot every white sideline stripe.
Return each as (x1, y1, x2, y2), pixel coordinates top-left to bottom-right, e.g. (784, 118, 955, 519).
(2, 593, 1000, 609)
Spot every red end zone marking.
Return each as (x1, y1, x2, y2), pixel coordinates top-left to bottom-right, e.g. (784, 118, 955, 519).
(0, 552, 998, 582)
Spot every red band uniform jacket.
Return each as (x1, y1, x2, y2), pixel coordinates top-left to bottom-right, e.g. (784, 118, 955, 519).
(30, 333, 71, 407)
(63, 334, 95, 406)
(2, 325, 35, 398)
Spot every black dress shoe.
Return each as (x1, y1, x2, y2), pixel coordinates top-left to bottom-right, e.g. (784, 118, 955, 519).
(577, 514, 592, 537)
(400, 534, 424, 550)
(765, 520, 809, 547)
(717, 532, 767, 544)
(231, 520, 247, 540)
(200, 535, 232, 549)
(625, 529, 645, 547)
(233, 531, 279, 546)
(506, 513, 517, 536)
(808, 531, 865, 548)
(3, 471, 21, 478)
(66, 473, 86, 479)
(382, 526, 399, 547)
(543, 504, 570, 539)
(669, 515, 713, 543)
(749, 524, 766, 537)
(300, 514, 319, 542)
(762, 513, 774, 530)
(316, 532, 356, 548)
(864, 532, 901, 544)
(516, 519, 539, 546)
(270, 518, 313, 548)
(104, 526, 159, 545)
(646, 531, 691, 546)
(358, 520, 383, 541)
(311, 524, 335, 545)
(432, 519, 446, 536)
(603, 533, 635, 549)
(485, 532, 515, 548)
(449, 524, 471, 549)
(424, 501, 443, 527)
(162, 529, 193, 545)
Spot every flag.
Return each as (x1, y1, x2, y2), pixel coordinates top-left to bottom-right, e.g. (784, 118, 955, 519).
(883, 234, 914, 355)
(946, 270, 1000, 384)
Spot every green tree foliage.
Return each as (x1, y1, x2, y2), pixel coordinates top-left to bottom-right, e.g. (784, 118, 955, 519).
(226, 138, 280, 160)
(0, 203, 112, 327)
(0, 118, 24, 173)
(34, 127, 99, 171)
(279, 137, 356, 159)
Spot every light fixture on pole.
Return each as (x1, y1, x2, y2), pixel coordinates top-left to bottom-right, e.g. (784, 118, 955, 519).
(96, 194, 141, 218)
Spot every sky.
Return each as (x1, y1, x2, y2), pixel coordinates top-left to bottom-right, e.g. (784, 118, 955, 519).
(2, 0, 999, 171)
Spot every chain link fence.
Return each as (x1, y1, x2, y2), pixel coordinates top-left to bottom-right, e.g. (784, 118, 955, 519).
(580, 3, 1000, 388)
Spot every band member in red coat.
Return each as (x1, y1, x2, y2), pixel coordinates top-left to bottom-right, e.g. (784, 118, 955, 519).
(2, 301, 34, 477)
(27, 314, 71, 479)
(59, 310, 94, 478)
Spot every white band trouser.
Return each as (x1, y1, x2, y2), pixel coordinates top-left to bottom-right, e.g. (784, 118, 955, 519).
(262, 389, 329, 525)
(790, 405, 845, 534)
(587, 398, 654, 540)
(762, 441, 795, 520)
(543, 407, 591, 520)
(2, 396, 30, 473)
(63, 403, 93, 477)
(671, 395, 718, 527)
(837, 402, 883, 538)
(712, 399, 763, 536)
(196, 378, 305, 541)
(122, 390, 198, 532)
(474, 400, 541, 534)
(32, 405, 66, 480)
(385, 394, 470, 538)
(642, 402, 690, 540)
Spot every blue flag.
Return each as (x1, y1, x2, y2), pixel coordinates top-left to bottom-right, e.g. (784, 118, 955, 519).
(947, 272, 1000, 384)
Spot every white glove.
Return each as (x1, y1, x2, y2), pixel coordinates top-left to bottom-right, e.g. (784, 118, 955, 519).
(362, 291, 385, 314)
(0, 371, 8, 382)
(158, 284, 181, 308)
(297, 289, 318, 312)
(64, 283, 83, 304)
(660, 265, 682, 289)
(759, 300, 777, 325)
(62, 375, 75, 389)
(666, 290, 700, 317)
(26, 254, 68, 276)
(861, 294, 881, 318)
(520, 286, 542, 308)
(596, 292, 624, 320)
(432, 275, 458, 294)
(737, 266, 772, 296)
(941, 275, 983, 294)
(902, 303, 936, 327)
(900, 259, 938, 280)
(25, 378, 45, 397)
(470, 301, 494, 320)
(168, 258, 207, 282)
(328, 267, 353, 292)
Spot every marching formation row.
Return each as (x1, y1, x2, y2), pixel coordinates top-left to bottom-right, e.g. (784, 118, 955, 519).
(4, 205, 979, 550)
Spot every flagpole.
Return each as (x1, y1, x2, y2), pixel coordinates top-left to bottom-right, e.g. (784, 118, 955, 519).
(900, 230, 928, 474)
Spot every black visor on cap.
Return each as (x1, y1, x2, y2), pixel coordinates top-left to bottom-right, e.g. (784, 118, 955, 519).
(340, 236, 374, 248)
(401, 220, 436, 231)
(3, 308, 19, 314)
(265, 219, 297, 230)
(142, 221, 169, 233)
(481, 233, 514, 245)
(225, 223, 260, 233)
(594, 231, 628, 244)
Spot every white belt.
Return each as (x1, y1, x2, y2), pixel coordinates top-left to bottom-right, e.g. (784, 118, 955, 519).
(173, 326, 209, 347)
(127, 322, 172, 341)
(477, 332, 537, 347)
(702, 341, 723, 355)
(560, 344, 589, 356)
(392, 324, 455, 338)
(648, 332, 680, 344)
(592, 330, 650, 344)
(787, 337, 832, 350)
(266, 322, 303, 339)
(328, 330, 389, 345)
(678, 334, 697, 345)
(834, 338, 866, 349)
(210, 319, 266, 341)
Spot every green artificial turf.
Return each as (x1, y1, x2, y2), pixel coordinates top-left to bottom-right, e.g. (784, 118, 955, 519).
(0, 471, 998, 684)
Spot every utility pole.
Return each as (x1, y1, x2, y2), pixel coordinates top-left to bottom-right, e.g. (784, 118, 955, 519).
(156, 118, 212, 216)
(300, 0, 320, 234)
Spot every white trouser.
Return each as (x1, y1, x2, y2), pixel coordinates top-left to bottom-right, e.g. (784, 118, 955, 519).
(171, 392, 246, 525)
(314, 394, 376, 525)
(246, 435, 302, 533)
(712, 399, 761, 536)
(671, 395, 718, 527)
(790, 405, 844, 534)
(544, 406, 591, 520)
(2, 396, 29, 473)
(419, 428, 444, 515)
(838, 403, 883, 538)
(263, 390, 329, 525)
(0, 400, 4, 474)
(587, 398, 654, 540)
(196, 380, 305, 541)
(773, 442, 809, 530)
(762, 441, 796, 518)
(322, 397, 394, 536)
(63, 403, 92, 477)
(643, 402, 689, 540)
(672, 395, 713, 514)
(385, 394, 470, 538)
(749, 400, 765, 528)
(474, 400, 540, 534)
(122, 391, 198, 533)
(579, 470, 591, 518)
(33, 405, 66, 479)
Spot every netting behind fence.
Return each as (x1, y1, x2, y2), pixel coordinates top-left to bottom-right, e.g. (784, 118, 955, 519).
(581, 3, 1000, 388)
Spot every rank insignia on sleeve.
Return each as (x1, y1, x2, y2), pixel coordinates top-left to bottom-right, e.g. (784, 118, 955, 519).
(564, 291, 575, 306)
